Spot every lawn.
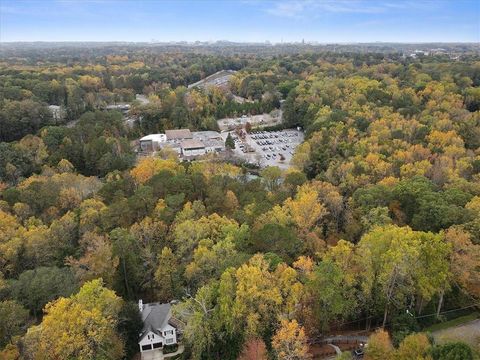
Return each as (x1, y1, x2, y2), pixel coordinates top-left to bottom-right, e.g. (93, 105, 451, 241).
(427, 313, 480, 351)
(425, 312, 480, 332)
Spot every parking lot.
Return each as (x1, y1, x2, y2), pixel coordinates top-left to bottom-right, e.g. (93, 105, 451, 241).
(223, 129, 304, 169)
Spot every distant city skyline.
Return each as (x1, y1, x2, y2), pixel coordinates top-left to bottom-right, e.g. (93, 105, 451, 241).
(1, 0, 479, 43)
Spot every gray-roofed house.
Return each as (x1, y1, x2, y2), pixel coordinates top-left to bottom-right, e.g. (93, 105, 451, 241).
(138, 300, 178, 353)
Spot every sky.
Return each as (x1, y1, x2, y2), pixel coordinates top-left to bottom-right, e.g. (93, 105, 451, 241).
(1, 0, 479, 43)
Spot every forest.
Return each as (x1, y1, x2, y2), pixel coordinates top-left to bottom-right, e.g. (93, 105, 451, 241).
(0, 43, 479, 360)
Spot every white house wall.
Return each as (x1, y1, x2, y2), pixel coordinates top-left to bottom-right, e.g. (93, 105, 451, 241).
(161, 324, 177, 345)
(138, 325, 177, 352)
(139, 331, 163, 352)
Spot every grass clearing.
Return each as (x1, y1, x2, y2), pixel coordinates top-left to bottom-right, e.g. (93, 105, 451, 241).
(425, 312, 480, 332)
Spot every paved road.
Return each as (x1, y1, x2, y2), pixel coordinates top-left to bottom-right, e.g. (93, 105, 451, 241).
(327, 343, 342, 355)
(313, 335, 369, 344)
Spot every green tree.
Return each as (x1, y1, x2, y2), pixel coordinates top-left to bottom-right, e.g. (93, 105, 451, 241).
(173, 283, 218, 360)
(251, 223, 301, 262)
(117, 301, 143, 360)
(110, 228, 142, 299)
(261, 166, 282, 192)
(154, 247, 179, 302)
(0, 300, 29, 348)
(431, 342, 473, 360)
(306, 260, 356, 332)
(10, 266, 78, 317)
(225, 133, 235, 150)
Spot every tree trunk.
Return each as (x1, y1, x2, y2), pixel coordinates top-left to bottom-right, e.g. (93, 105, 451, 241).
(122, 257, 131, 298)
(436, 289, 444, 319)
(417, 296, 424, 315)
(382, 303, 388, 328)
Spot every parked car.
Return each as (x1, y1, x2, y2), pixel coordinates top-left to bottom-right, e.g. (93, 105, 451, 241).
(352, 348, 364, 358)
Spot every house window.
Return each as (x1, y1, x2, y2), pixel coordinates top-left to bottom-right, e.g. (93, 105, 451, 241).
(166, 338, 174, 344)
(164, 330, 174, 336)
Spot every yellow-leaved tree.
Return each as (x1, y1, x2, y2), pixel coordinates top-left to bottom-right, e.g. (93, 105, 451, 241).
(130, 158, 183, 184)
(25, 279, 124, 360)
(272, 319, 311, 360)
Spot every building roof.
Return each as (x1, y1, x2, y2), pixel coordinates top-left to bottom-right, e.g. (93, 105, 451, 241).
(181, 139, 205, 150)
(165, 129, 192, 140)
(159, 142, 182, 149)
(204, 139, 225, 148)
(140, 133, 166, 142)
(140, 302, 173, 341)
(192, 131, 222, 140)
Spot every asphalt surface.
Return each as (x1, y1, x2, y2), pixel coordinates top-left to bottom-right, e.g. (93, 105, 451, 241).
(222, 129, 304, 169)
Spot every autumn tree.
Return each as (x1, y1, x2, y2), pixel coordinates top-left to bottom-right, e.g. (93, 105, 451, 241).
(66, 232, 119, 286)
(357, 225, 451, 327)
(25, 279, 124, 360)
(444, 227, 480, 300)
(154, 247, 179, 302)
(272, 319, 311, 360)
(395, 333, 432, 360)
(365, 329, 394, 360)
(130, 158, 183, 184)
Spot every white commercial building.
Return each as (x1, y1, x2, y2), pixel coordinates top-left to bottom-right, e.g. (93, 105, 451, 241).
(139, 129, 225, 158)
(139, 134, 167, 152)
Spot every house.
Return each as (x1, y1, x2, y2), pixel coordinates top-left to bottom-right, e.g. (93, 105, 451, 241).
(139, 134, 167, 152)
(138, 300, 179, 353)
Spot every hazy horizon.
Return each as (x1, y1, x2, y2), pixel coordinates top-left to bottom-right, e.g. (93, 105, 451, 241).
(1, 40, 479, 45)
(1, 0, 479, 43)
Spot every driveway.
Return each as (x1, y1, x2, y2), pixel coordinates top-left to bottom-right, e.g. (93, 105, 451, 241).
(141, 349, 163, 360)
(141, 345, 185, 360)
